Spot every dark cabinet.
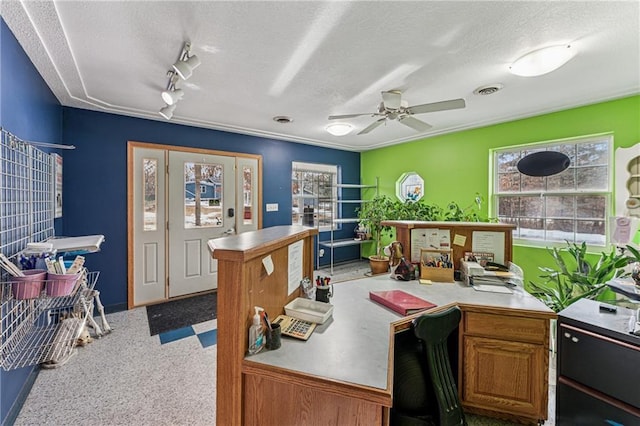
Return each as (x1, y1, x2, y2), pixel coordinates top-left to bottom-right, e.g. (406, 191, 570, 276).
(557, 299, 640, 425)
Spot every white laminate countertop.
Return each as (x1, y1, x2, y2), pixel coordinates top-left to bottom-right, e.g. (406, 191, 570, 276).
(245, 274, 554, 392)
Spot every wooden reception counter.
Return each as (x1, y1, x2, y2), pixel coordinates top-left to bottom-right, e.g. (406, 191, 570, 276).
(209, 225, 555, 426)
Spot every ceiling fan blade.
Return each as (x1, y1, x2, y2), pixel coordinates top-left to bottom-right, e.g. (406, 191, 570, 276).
(328, 113, 374, 120)
(358, 118, 386, 135)
(381, 90, 402, 110)
(406, 98, 466, 115)
(398, 115, 432, 132)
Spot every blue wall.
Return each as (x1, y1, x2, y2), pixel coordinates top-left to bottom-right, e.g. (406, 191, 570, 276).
(61, 109, 361, 310)
(0, 19, 63, 425)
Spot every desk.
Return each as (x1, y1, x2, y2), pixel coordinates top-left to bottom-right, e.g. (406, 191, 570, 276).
(210, 226, 554, 425)
(243, 276, 554, 425)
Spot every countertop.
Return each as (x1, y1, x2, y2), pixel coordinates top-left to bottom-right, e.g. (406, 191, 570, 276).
(244, 274, 554, 391)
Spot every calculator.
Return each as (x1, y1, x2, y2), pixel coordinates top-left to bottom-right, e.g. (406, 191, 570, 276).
(273, 315, 316, 340)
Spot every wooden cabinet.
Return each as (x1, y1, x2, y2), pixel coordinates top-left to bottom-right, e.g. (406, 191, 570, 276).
(460, 307, 551, 424)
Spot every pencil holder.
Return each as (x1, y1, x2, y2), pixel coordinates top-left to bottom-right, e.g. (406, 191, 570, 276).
(266, 323, 281, 350)
(316, 285, 333, 303)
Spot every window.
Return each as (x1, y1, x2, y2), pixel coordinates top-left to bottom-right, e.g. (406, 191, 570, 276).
(143, 158, 157, 231)
(184, 162, 224, 228)
(292, 162, 338, 231)
(492, 135, 612, 246)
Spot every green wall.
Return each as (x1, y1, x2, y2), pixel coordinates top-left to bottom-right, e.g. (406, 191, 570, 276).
(361, 95, 640, 283)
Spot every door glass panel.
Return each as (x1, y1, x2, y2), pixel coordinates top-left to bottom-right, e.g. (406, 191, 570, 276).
(242, 165, 253, 225)
(184, 162, 223, 228)
(143, 158, 157, 231)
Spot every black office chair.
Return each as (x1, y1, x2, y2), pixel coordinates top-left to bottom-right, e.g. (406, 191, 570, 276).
(391, 329, 437, 425)
(412, 306, 467, 426)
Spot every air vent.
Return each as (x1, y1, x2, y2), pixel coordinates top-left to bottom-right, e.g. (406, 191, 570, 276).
(473, 84, 504, 96)
(273, 116, 293, 124)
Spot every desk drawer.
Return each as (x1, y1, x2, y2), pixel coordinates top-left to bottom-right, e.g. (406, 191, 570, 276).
(558, 323, 640, 408)
(557, 379, 640, 425)
(464, 311, 546, 343)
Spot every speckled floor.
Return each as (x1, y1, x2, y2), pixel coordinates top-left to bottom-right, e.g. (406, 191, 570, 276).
(15, 259, 556, 425)
(15, 308, 217, 425)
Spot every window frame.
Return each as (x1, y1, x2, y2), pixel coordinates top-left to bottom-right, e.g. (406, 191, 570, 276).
(489, 133, 614, 249)
(291, 162, 339, 232)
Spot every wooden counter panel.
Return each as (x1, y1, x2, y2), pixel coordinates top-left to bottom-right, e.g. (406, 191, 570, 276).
(381, 221, 516, 269)
(464, 311, 548, 344)
(210, 225, 317, 262)
(212, 227, 317, 426)
(244, 361, 392, 407)
(244, 372, 384, 426)
(216, 259, 245, 426)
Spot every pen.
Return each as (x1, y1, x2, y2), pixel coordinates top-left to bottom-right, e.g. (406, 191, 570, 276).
(263, 311, 272, 330)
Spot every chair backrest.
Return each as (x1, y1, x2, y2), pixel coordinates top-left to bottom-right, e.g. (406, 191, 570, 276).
(412, 306, 466, 426)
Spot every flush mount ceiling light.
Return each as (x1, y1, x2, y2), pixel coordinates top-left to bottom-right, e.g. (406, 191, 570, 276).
(509, 44, 577, 77)
(172, 42, 201, 80)
(159, 103, 177, 120)
(325, 123, 353, 136)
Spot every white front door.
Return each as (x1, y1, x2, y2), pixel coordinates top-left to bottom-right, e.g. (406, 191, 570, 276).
(167, 151, 235, 297)
(130, 145, 260, 306)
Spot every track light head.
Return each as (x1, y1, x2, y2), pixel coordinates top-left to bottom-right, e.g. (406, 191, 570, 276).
(172, 54, 201, 80)
(159, 104, 177, 120)
(161, 87, 184, 105)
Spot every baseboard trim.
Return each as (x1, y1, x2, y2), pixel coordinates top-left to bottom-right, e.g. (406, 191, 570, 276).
(2, 367, 39, 426)
(103, 302, 127, 314)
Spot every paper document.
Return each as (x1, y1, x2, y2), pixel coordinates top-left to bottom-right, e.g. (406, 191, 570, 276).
(287, 240, 303, 295)
(472, 231, 505, 264)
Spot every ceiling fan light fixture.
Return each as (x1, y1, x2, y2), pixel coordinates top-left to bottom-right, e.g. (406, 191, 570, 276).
(161, 87, 184, 105)
(325, 123, 353, 136)
(509, 44, 576, 77)
(159, 104, 177, 120)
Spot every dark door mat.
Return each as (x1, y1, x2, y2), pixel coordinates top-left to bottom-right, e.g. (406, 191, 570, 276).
(146, 292, 217, 336)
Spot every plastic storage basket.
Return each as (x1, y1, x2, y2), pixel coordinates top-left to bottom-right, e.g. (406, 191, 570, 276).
(45, 273, 80, 297)
(11, 270, 47, 300)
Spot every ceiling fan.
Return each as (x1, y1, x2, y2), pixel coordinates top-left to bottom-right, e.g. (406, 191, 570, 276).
(328, 90, 466, 135)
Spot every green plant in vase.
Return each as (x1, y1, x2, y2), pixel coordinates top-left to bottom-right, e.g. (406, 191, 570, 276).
(356, 195, 397, 273)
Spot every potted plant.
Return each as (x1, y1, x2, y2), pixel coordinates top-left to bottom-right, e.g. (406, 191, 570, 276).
(528, 241, 629, 312)
(357, 195, 398, 274)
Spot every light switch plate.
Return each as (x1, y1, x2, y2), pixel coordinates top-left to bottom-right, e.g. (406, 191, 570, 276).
(266, 203, 278, 212)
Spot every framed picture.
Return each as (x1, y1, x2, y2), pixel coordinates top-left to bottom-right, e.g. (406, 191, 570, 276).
(53, 153, 63, 218)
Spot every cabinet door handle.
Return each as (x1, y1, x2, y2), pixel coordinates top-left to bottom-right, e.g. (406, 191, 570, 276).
(571, 336, 579, 343)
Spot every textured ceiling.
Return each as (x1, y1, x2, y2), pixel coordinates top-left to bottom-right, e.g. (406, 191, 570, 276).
(2, 1, 639, 151)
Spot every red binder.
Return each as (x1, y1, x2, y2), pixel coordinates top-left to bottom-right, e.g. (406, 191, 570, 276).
(369, 290, 437, 315)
